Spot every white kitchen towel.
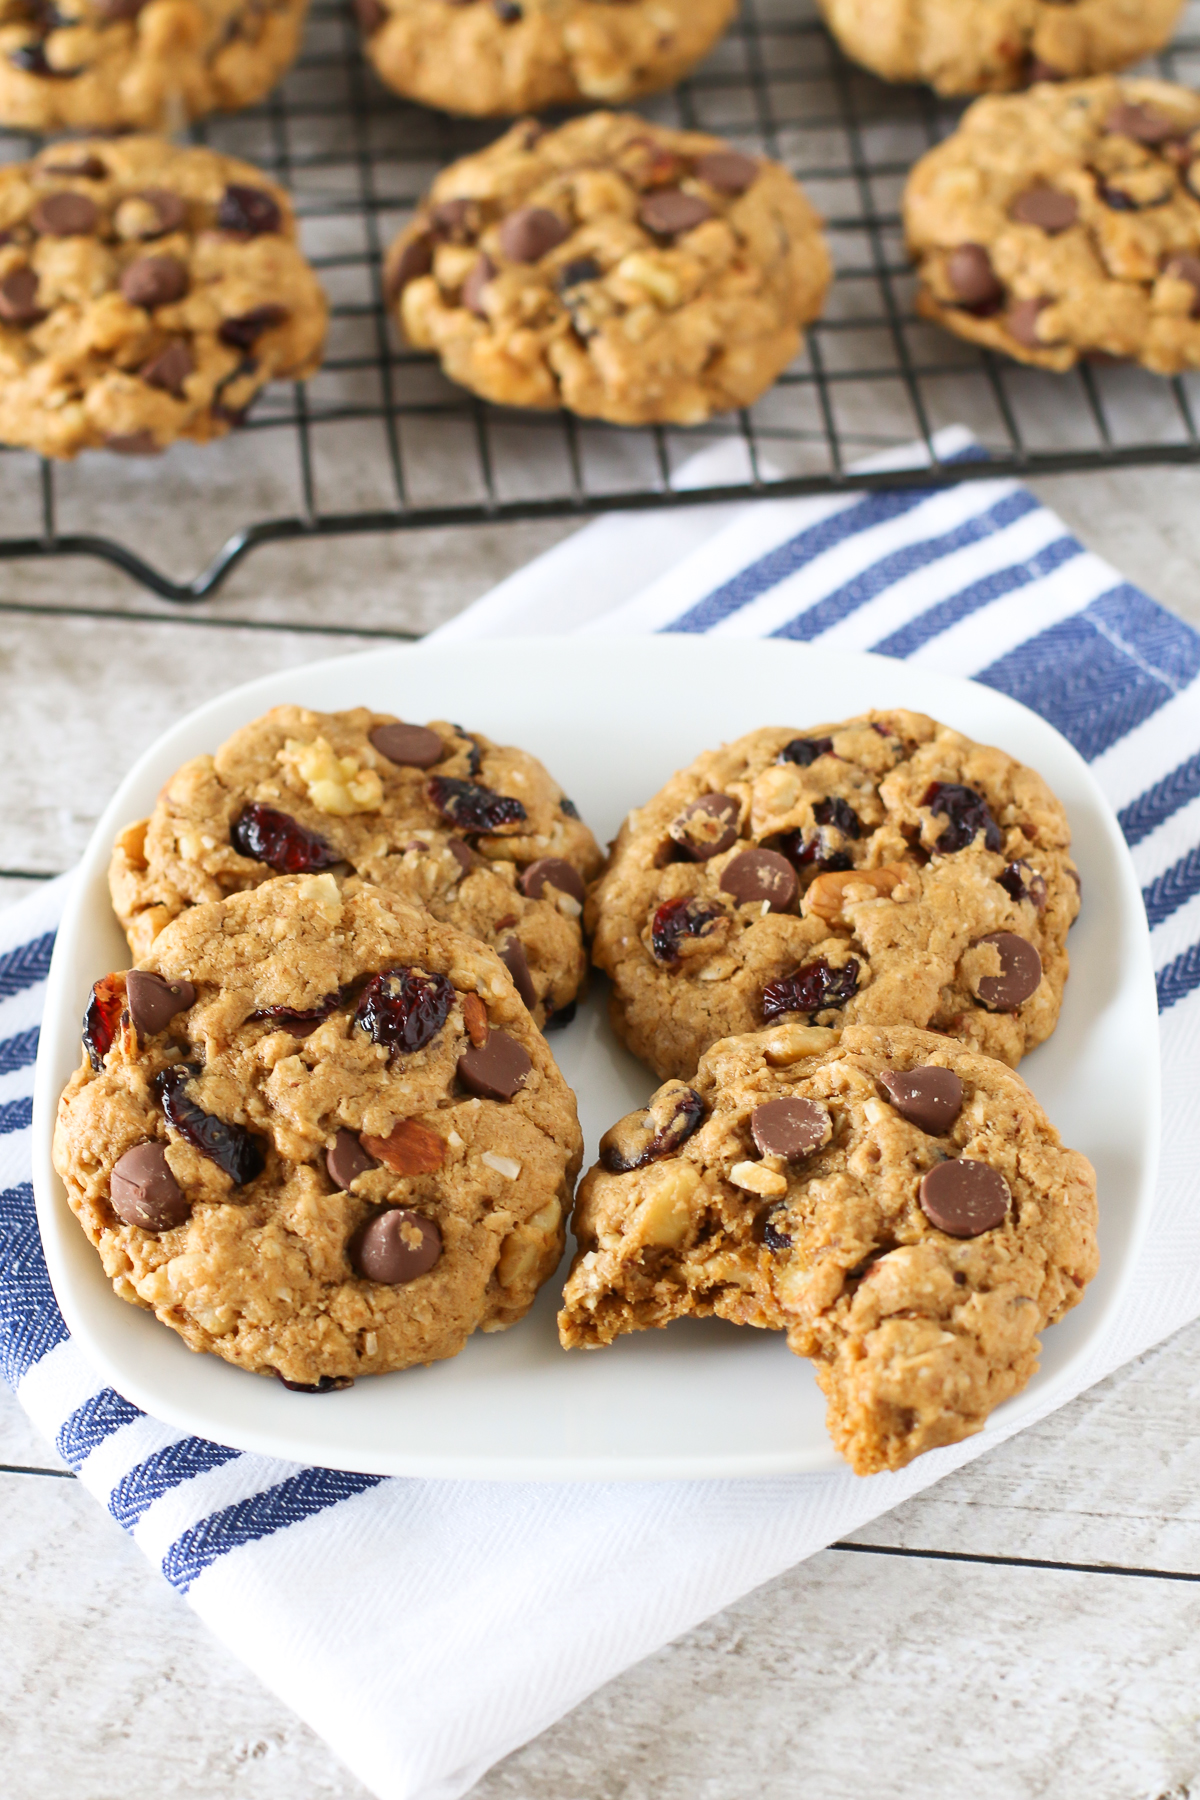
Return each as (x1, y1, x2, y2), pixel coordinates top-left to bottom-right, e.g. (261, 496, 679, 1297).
(5, 425, 1200, 1800)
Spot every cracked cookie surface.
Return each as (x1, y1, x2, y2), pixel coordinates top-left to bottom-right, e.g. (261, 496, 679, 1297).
(55, 876, 583, 1385)
(0, 0, 307, 132)
(818, 0, 1182, 97)
(386, 111, 831, 426)
(905, 76, 1200, 372)
(586, 710, 1079, 1082)
(355, 0, 736, 116)
(110, 703, 602, 1030)
(559, 1022, 1097, 1474)
(0, 135, 327, 458)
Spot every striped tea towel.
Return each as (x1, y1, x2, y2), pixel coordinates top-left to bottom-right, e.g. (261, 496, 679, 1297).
(5, 424, 1200, 1800)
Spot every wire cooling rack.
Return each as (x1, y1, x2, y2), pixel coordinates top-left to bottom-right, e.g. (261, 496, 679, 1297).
(1, 0, 1199, 602)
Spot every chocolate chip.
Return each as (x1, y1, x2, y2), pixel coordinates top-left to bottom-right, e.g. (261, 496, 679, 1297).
(558, 256, 601, 289)
(105, 430, 160, 455)
(972, 932, 1042, 1010)
(461, 254, 496, 316)
(1106, 102, 1181, 144)
(447, 838, 474, 876)
(946, 242, 1003, 308)
(275, 1373, 354, 1392)
(498, 206, 569, 263)
(669, 793, 741, 862)
(719, 847, 797, 912)
(326, 1128, 379, 1191)
(493, 0, 521, 18)
(457, 1029, 531, 1100)
(919, 1159, 1010, 1237)
(750, 1097, 830, 1161)
(1006, 297, 1050, 347)
(352, 1208, 442, 1283)
(109, 1141, 190, 1233)
(354, 0, 386, 30)
(500, 936, 537, 1011)
(693, 150, 758, 194)
(218, 304, 286, 349)
(638, 190, 714, 237)
(216, 184, 282, 237)
(1009, 184, 1077, 232)
(386, 232, 433, 302)
(43, 154, 107, 180)
(126, 969, 196, 1036)
(139, 338, 193, 396)
(878, 1066, 964, 1133)
(430, 198, 476, 242)
(600, 1081, 704, 1172)
(31, 191, 98, 237)
(1164, 254, 1200, 316)
(369, 721, 443, 767)
(120, 254, 188, 309)
(133, 187, 188, 237)
(520, 856, 585, 905)
(0, 267, 44, 326)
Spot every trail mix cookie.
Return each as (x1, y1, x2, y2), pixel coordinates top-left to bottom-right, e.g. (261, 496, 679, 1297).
(110, 703, 602, 1030)
(0, 0, 307, 132)
(54, 876, 583, 1385)
(385, 112, 831, 427)
(905, 77, 1200, 373)
(0, 136, 327, 459)
(355, 0, 736, 117)
(559, 1023, 1098, 1474)
(587, 711, 1079, 1082)
(818, 0, 1182, 98)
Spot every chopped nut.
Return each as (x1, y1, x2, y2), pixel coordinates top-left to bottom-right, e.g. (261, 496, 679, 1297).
(637, 1160, 701, 1247)
(278, 736, 383, 816)
(462, 992, 489, 1046)
(482, 1151, 521, 1180)
(296, 871, 343, 924)
(729, 1160, 789, 1198)
(804, 862, 909, 922)
(763, 1024, 840, 1066)
(361, 1119, 446, 1175)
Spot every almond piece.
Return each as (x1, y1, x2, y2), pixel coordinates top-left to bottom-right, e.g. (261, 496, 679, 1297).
(804, 862, 909, 922)
(361, 1119, 446, 1175)
(462, 992, 489, 1047)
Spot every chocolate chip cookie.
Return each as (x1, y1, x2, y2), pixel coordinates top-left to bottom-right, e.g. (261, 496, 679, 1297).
(587, 711, 1079, 1082)
(0, 0, 307, 132)
(110, 704, 602, 1030)
(0, 136, 327, 459)
(355, 0, 735, 116)
(559, 1022, 1098, 1474)
(385, 112, 831, 426)
(818, 0, 1182, 97)
(905, 76, 1200, 372)
(54, 875, 583, 1385)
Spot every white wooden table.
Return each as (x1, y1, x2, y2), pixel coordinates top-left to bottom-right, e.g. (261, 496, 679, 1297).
(4, 463, 1200, 1800)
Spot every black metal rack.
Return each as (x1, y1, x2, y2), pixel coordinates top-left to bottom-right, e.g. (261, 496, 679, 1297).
(2, 0, 1198, 602)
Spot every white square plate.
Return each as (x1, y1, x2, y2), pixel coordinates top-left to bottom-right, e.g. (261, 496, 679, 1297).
(32, 636, 1159, 1480)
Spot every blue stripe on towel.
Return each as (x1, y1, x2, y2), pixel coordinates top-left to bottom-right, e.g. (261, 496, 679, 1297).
(0, 931, 54, 999)
(1156, 940, 1200, 1013)
(162, 1467, 386, 1593)
(1143, 845, 1200, 930)
(0, 1095, 33, 1137)
(872, 534, 1082, 659)
(0, 1027, 38, 1075)
(1119, 750, 1200, 849)
(110, 1438, 244, 1531)
(58, 1387, 143, 1469)
(0, 1181, 68, 1385)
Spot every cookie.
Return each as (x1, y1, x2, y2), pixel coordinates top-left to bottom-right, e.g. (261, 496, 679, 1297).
(0, 0, 307, 132)
(818, 0, 1183, 96)
(559, 1023, 1098, 1474)
(355, 0, 736, 116)
(0, 136, 327, 459)
(110, 703, 602, 1031)
(54, 875, 583, 1385)
(385, 112, 831, 427)
(904, 76, 1200, 373)
(586, 710, 1079, 1082)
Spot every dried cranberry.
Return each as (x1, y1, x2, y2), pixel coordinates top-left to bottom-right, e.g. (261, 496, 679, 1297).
(778, 736, 834, 767)
(354, 968, 454, 1053)
(155, 1063, 265, 1185)
(275, 1373, 354, 1392)
(761, 957, 860, 1023)
(543, 999, 577, 1032)
(83, 974, 125, 1071)
(230, 803, 340, 873)
(560, 798, 580, 819)
(923, 782, 1003, 855)
(776, 797, 861, 872)
(599, 1083, 705, 1172)
(250, 989, 346, 1035)
(216, 184, 282, 236)
(759, 1206, 793, 1251)
(650, 896, 724, 964)
(427, 776, 527, 834)
(998, 860, 1047, 909)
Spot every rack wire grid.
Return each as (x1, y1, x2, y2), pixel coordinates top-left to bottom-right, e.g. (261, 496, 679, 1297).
(1, 0, 1199, 603)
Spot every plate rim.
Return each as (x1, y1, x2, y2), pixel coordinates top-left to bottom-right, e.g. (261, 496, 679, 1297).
(31, 633, 1161, 1481)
